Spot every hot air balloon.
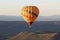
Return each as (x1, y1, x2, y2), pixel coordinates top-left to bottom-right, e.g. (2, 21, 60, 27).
(21, 6, 39, 28)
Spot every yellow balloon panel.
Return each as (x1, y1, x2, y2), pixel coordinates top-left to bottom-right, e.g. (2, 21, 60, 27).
(22, 14, 36, 22)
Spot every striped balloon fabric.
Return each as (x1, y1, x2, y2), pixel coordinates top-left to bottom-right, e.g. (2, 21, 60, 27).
(21, 6, 39, 28)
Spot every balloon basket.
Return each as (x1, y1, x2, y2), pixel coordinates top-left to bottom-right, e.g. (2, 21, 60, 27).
(25, 26, 32, 32)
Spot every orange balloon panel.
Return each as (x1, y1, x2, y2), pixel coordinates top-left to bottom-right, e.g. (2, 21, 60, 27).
(21, 6, 39, 26)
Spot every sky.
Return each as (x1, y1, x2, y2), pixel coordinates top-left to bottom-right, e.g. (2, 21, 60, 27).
(0, 0, 60, 16)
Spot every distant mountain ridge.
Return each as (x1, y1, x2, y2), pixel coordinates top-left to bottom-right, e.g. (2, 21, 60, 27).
(0, 15, 60, 21)
(0, 15, 22, 21)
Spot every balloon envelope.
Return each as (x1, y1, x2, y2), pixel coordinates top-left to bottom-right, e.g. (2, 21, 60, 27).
(21, 6, 39, 28)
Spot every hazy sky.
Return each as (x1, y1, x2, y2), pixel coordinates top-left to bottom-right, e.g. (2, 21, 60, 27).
(0, 0, 60, 16)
